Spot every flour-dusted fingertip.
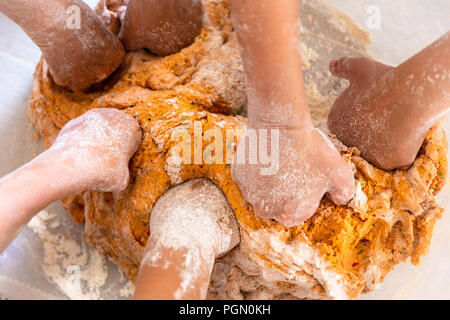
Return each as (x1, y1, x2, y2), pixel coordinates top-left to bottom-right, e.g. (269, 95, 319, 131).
(328, 177, 356, 206)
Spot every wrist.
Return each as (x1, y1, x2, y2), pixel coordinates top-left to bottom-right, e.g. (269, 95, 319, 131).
(0, 150, 72, 227)
(32, 148, 95, 197)
(148, 229, 218, 258)
(249, 113, 314, 131)
(247, 99, 314, 132)
(246, 119, 315, 146)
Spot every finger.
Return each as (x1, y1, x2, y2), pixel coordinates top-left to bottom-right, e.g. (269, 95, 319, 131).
(116, 170, 131, 192)
(327, 164, 356, 206)
(94, 108, 143, 155)
(330, 57, 392, 82)
(329, 57, 354, 80)
(276, 196, 323, 227)
(252, 204, 275, 221)
(99, 169, 130, 193)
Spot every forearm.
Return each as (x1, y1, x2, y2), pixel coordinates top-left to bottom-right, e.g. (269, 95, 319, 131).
(0, 0, 124, 91)
(0, 0, 85, 43)
(0, 108, 140, 252)
(229, 0, 311, 129)
(395, 32, 450, 127)
(134, 239, 215, 300)
(0, 150, 85, 252)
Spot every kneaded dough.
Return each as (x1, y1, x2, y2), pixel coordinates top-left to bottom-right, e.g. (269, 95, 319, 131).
(28, 0, 447, 299)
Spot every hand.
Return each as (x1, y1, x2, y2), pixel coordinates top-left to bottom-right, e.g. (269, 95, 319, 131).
(0, 0, 125, 91)
(119, 0, 203, 56)
(232, 127, 355, 227)
(328, 53, 450, 170)
(134, 179, 240, 300)
(50, 108, 142, 192)
(0, 108, 141, 252)
(327, 57, 417, 170)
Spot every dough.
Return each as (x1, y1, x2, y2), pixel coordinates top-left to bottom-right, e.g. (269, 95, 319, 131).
(28, 0, 447, 299)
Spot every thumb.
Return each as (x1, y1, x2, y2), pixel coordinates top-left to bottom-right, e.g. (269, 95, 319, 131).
(330, 57, 393, 82)
(329, 57, 356, 80)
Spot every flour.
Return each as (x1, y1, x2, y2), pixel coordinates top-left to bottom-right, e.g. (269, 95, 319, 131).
(49, 108, 141, 193)
(165, 143, 184, 185)
(191, 33, 247, 114)
(119, 281, 135, 297)
(98, 0, 118, 25)
(348, 182, 369, 213)
(117, 0, 129, 24)
(298, 41, 319, 69)
(143, 207, 217, 299)
(27, 210, 108, 300)
(142, 179, 240, 299)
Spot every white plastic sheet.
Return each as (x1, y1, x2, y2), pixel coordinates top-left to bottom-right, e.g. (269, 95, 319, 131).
(0, 0, 448, 299)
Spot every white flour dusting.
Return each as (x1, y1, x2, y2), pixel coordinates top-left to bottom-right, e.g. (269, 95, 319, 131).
(119, 281, 135, 297)
(49, 108, 141, 193)
(27, 210, 108, 300)
(142, 179, 239, 299)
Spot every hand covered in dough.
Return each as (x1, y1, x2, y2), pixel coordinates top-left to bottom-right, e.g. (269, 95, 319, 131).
(232, 127, 355, 227)
(0, 108, 141, 253)
(134, 179, 240, 300)
(327, 57, 407, 170)
(119, 0, 203, 56)
(329, 33, 450, 170)
(50, 108, 142, 192)
(0, 0, 125, 92)
(228, 0, 355, 227)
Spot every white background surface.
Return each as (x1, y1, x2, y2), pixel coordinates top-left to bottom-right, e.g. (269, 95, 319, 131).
(0, 0, 448, 299)
(326, 0, 450, 299)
